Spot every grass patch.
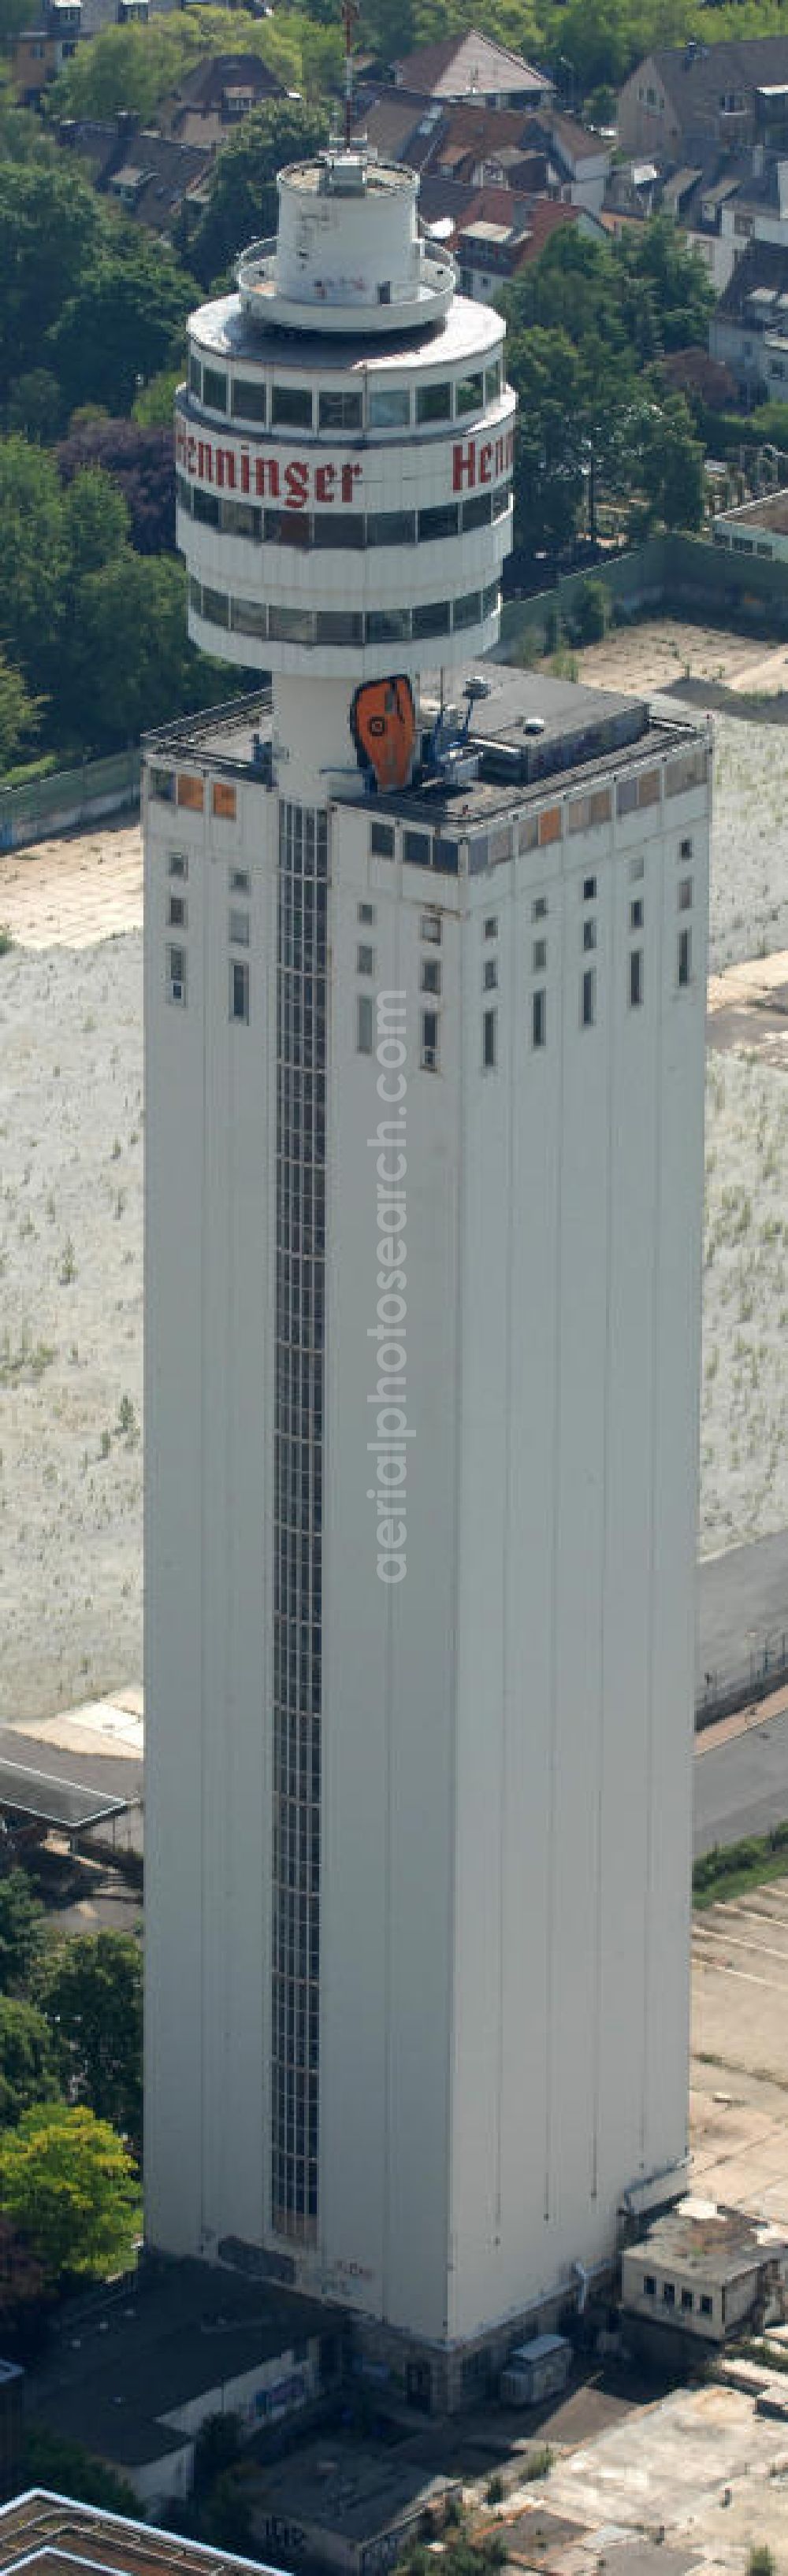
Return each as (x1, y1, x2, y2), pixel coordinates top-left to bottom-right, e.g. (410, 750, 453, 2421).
(522, 2448, 554, 2481)
(0, 751, 59, 793)
(0, 1332, 55, 1385)
(693, 1822, 788, 1908)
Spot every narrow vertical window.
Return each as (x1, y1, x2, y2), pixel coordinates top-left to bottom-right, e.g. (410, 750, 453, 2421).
(482, 1007, 496, 1070)
(678, 927, 692, 988)
(421, 1010, 439, 1070)
(630, 948, 644, 1008)
(167, 944, 186, 1005)
(582, 966, 597, 1029)
(357, 993, 374, 1053)
(230, 958, 249, 1022)
(532, 987, 546, 1049)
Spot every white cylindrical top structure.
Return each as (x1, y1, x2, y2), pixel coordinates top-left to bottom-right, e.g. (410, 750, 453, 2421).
(177, 144, 515, 710)
(238, 149, 455, 334)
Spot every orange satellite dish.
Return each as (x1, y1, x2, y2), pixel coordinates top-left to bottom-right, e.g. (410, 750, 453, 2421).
(351, 676, 415, 794)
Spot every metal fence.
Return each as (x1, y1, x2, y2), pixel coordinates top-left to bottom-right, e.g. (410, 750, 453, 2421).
(0, 747, 140, 853)
(696, 1626, 788, 1731)
(498, 530, 788, 668)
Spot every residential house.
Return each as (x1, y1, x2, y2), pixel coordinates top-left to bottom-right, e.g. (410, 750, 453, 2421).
(710, 235, 788, 397)
(362, 91, 610, 219)
(160, 48, 284, 147)
(13, 0, 173, 105)
(392, 28, 552, 110)
(58, 112, 213, 232)
(617, 35, 788, 162)
(418, 181, 606, 298)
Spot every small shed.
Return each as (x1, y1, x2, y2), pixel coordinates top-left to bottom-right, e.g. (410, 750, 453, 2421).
(500, 2332, 571, 2405)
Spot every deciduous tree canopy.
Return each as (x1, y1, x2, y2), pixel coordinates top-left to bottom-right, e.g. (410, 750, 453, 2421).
(58, 419, 175, 555)
(0, 2103, 140, 2285)
(46, 234, 196, 419)
(0, 1998, 60, 2126)
(181, 95, 330, 287)
(0, 1870, 46, 1995)
(35, 1932, 143, 2152)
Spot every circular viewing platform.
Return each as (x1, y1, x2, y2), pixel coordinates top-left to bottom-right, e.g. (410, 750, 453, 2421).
(237, 239, 456, 334)
(237, 150, 456, 337)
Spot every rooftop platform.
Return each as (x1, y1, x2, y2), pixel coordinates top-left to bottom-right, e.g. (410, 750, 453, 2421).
(188, 284, 501, 372)
(144, 666, 708, 833)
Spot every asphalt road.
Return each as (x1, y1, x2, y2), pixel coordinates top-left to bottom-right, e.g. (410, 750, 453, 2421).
(693, 1703, 788, 1857)
(697, 1529, 788, 1692)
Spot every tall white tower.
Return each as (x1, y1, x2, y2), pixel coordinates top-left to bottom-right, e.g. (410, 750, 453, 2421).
(144, 144, 710, 2410)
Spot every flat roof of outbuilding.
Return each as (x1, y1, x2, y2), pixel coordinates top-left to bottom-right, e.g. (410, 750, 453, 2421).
(718, 486, 788, 534)
(27, 2255, 341, 2471)
(253, 2438, 459, 2544)
(626, 2200, 788, 2289)
(0, 1757, 131, 1831)
(0, 2491, 281, 2576)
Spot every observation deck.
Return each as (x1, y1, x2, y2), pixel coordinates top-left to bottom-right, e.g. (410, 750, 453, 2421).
(237, 149, 455, 337)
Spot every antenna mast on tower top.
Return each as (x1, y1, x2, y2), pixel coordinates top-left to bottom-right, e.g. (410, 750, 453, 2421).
(341, 0, 359, 146)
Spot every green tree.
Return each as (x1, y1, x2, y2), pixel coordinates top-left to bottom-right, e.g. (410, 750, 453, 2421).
(0, 160, 102, 398)
(52, 5, 307, 123)
(69, 550, 230, 748)
(506, 324, 589, 558)
(504, 220, 713, 376)
(62, 468, 131, 582)
(132, 366, 180, 428)
(5, 368, 64, 443)
(0, 651, 39, 773)
(0, 2103, 140, 2285)
(183, 95, 330, 287)
(0, 1997, 61, 2126)
(574, 577, 609, 643)
(617, 213, 715, 354)
(0, 1869, 45, 1993)
(0, 438, 67, 689)
(638, 391, 704, 530)
(35, 1931, 142, 2149)
(0, 0, 34, 46)
(46, 233, 196, 417)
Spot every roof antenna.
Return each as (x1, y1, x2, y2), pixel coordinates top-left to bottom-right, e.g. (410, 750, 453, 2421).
(342, 0, 359, 147)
